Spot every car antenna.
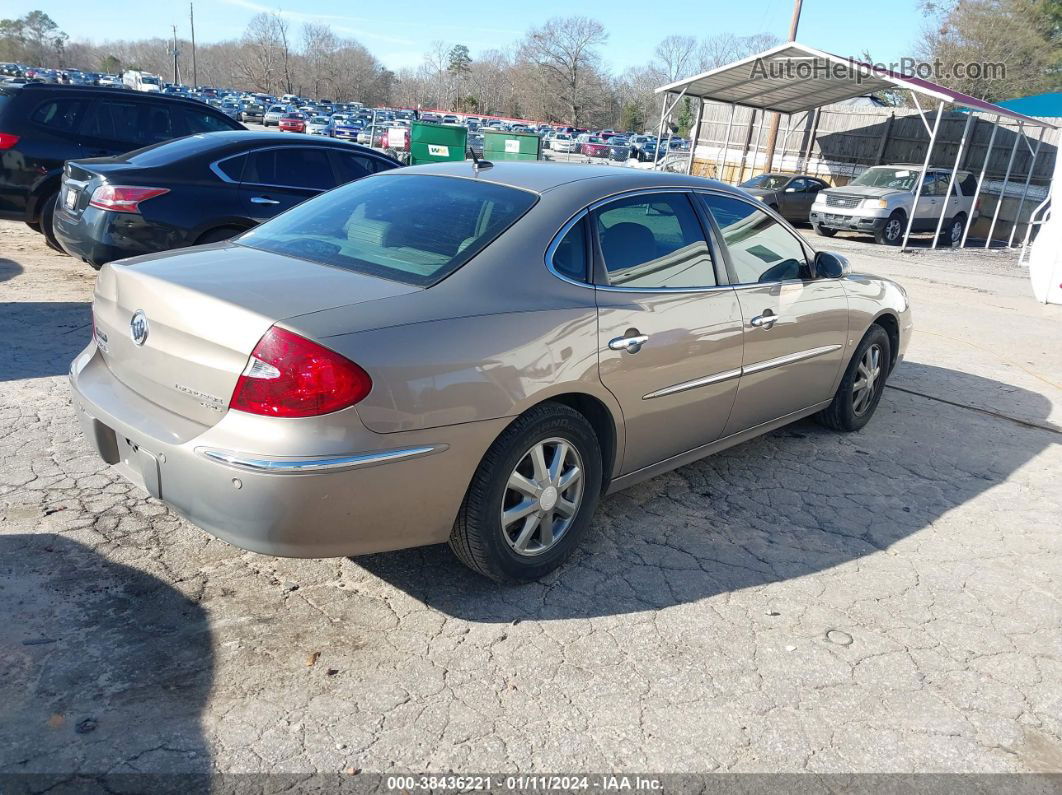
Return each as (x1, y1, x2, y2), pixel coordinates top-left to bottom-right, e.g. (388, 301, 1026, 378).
(469, 148, 493, 175)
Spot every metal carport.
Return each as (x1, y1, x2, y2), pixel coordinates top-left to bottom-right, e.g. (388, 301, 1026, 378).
(654, 42, 1056, 251)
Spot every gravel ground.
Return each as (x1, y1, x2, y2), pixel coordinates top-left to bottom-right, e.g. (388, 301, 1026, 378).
(1, 217, 1060, 782)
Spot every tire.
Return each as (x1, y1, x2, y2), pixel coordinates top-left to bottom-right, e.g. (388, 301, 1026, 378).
(874, 212, 905, 246)
(195, 226, 243, 245)
(40, 192, 63, 253)
(813, 224, 837, 237)
(449, 402, 603, 583)
(25, 220, 41, 234)
(816, 324, 892, 432)
(942, 213, 966, 246)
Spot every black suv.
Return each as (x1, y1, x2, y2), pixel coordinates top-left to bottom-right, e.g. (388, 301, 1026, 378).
(0, 83, 244, 248)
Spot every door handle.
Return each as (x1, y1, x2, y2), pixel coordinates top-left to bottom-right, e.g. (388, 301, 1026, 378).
(750, 314, 782, 328)
(608, 334, 649, 353)
(250, 196, 280, 205)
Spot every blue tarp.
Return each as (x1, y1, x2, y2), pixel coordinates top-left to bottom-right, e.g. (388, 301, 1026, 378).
(995, 93, 1062, 119)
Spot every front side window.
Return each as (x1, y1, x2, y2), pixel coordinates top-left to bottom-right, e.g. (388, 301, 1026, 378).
(699, 194, 808, 284)
(593, 193, 715, 289)
(331, 151, 389, 184)
(238, 174, 537, 286)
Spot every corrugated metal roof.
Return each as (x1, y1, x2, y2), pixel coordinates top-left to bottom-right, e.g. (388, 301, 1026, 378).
(656, 42, 1055, 129)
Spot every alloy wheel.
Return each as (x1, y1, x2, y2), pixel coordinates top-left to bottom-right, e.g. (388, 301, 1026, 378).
(884, 219, 902, 242)
(852, 344, 882, 416)
(501, 437, 584, 557)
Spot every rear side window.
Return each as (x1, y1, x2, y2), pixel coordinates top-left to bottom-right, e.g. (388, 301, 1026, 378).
(180, 107, 238, 133)
(959, 173, 978, 196)
(80, 100, 143, 144)
(550, 217, 589, 282)
(216, 153, 247, 182)
(594, 193, 716, 289)
(244, 148, 334, 190)
(238, 174, 537, 286)
(31, 98, 83, 133)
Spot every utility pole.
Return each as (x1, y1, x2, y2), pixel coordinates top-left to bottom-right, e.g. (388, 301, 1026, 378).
(761, 0, 803, 173)
(171, 25, 180, 85)
(189, 2, 198, 89)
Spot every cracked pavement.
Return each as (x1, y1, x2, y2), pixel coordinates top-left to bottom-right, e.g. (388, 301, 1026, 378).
(1, 220, 1060, 776)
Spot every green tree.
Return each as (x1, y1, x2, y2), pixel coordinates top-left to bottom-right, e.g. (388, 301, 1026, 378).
(447, 44, 472, 76)
(919, 0, 1061, 100)
(99, 54, 122, 74)
(620, 101, 645, 133)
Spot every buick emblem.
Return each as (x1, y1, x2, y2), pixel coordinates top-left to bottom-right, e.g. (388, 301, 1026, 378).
(129, 310, 149, 346)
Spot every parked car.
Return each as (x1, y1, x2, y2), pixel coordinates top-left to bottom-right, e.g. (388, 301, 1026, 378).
(331, 117, 363, 141)
(607, 137, 631, 162)
(69, 162, 910, 582)
(263, 104, 287, 126)
(0, 83, 243, 249)
(237, 101, 266, 124)
(53, 131, 401, 269)
(550, 133, 578, 153)
(810, 164, 979, 245)
(580, 135, 609, 158)
(278, 112, 307, 133)
(306, 115, 330, 135)
(739, 173, 829, 224)
(632, 139, 662, 162)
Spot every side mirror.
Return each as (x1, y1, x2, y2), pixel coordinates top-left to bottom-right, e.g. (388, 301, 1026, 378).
(784, 186, 798, 193)
(814, 251, 850, 279)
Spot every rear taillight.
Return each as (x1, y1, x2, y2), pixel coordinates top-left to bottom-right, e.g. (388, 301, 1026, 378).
(230, 327, 372, 418)
(89, 185, 170, 214)
(0, 133, 19, 150)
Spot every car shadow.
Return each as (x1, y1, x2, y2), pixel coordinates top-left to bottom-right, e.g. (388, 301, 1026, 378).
(356, 363, 1054, 621)
(0, 534, 213, 786)
(0, 302, 90, 381)
(0, 257, 24, 282)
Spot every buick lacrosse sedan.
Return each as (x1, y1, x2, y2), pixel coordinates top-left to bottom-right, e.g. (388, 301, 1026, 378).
(70, 162, 911, 582)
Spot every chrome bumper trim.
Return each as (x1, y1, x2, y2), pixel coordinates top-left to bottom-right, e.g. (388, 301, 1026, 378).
(197, 445, 445, 473)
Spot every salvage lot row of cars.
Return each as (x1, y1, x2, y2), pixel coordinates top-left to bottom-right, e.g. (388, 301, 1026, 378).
(2, 85, 915, 581)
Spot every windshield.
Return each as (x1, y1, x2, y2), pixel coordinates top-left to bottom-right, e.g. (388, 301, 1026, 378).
(741, 174, 790, 190)
(238, 175, 538, 287)
(141, 75, 160, 85)
(311, 116, 328, 123)
(850, 167, 918, 191)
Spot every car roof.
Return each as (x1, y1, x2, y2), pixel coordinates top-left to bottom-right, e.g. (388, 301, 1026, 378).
(382, 161, 747, 196)
(3, 82, 214, 109)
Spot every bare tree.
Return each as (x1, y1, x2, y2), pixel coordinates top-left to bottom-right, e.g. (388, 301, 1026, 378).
(519, 16, 608, 125)
(654, 35, 697, 82)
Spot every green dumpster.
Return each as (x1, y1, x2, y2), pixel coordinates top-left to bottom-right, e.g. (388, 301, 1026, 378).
(483, 129, 541, 161)
(410, 121, 468, 165)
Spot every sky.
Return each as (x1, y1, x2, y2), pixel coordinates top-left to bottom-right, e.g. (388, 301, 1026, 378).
(8, 0, 930, 73)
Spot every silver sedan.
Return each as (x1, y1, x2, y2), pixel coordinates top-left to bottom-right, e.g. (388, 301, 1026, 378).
(70, 162, 912, 581)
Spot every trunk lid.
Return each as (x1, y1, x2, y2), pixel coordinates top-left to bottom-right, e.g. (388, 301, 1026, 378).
(92, 242, 419, 426)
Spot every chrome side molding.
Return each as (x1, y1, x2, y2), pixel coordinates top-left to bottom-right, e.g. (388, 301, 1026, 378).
(643, 344, 842, 400)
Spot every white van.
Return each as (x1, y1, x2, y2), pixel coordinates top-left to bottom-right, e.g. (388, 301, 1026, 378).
(122, 71, 162, 92)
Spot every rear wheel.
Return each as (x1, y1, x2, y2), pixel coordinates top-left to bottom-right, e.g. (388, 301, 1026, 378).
(816, 325, 891, 432)
(942, 213, 966, 246)
(40, 192, 63, 253)
(450, 403, 603, 583)
(875, 212, 905, 246)
(196, 226, 244, 245)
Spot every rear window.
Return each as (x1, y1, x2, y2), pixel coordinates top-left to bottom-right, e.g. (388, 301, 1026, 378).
(238, 174, 538, 286)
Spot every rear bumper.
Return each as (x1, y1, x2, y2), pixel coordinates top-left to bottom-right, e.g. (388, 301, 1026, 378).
(53, 204, 182, 268)
(68, 343, 506, 558)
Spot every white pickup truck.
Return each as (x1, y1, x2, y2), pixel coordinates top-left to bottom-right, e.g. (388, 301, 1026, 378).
(810, 165, 979, 246)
